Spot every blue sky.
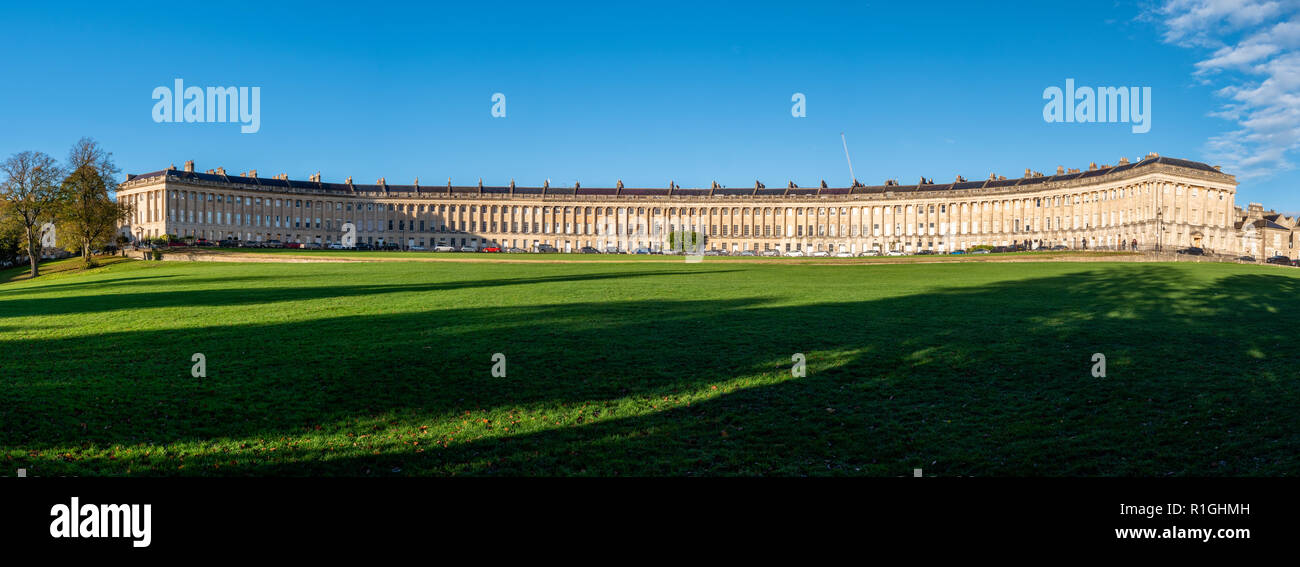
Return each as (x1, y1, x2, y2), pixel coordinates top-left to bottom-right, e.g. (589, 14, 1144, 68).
(2, 0, 1296, 210)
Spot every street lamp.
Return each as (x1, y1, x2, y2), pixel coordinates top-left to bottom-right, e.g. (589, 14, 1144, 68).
(1155, 209, 1163, 252)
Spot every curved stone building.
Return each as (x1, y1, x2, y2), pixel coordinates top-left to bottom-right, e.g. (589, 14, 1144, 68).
(117, 153, 1242, 254)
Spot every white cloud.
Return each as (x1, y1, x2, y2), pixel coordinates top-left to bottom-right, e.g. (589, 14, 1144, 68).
(1151, 0, 1300, 178)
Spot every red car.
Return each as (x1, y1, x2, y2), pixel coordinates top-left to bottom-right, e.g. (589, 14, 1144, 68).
(481, 247, 502, 253)
(284, 242, 302, 249)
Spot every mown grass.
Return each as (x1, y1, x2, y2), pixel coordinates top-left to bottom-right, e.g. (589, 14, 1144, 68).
(2, 256, 1298, 476)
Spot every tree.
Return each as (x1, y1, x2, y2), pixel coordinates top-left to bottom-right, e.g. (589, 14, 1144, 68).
(0, 205, 24, 266)
(668, 229, 701, 253)
(66, 137, 121, 192)
(58, 164, 130, 266)
(0, 151, 65, 278)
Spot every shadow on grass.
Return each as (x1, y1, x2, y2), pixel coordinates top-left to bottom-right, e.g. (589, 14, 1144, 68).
(0, 268, 730, 318)
(2, 264, 1298, 476)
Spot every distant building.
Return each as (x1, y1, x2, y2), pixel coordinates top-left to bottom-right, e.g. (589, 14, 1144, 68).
(1236, 203, 1297, 258)
(117, 154, 1268, 255)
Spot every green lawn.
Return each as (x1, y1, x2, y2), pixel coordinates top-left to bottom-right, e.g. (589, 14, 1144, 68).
(2, 257, 1298, 476)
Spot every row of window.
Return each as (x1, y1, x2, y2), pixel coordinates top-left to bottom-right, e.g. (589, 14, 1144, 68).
(133, 179, 1231, 229)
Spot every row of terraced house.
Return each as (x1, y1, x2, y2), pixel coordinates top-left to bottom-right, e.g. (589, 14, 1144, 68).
(114, 153, 1296, 257)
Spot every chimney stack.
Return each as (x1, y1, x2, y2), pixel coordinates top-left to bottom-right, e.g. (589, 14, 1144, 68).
(1119, 157, 1130, 165)
(616, 180, 623, 189)
(248, 169, 257, 178)
(215, 166, 226, 176)
(184, 160, 194, 172)
(1056, 166, 1065, 175)
(345, 176, 353, 185)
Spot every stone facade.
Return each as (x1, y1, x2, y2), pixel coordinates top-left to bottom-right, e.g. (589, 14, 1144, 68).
(117, 154, 1254, 255)
(1235, 203, 1298, 259)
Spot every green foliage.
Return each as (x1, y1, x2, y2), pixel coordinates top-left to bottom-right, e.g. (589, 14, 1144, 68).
(667, 230, 701, 252)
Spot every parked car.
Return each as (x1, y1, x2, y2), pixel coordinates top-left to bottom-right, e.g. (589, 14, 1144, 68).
(355, 242, 373, 251)
(632, 247, 651, 255)
(1266, 255, 1291, 265)
(505, 247, 526, 253)
(458, 244, 479, 252)
(578, 246, 600, 254)
(783, 249, 805, 257)
(604, 246, 623, 254)
(858, 250, 881, 257)
(534, 244, 558, 253)
(834, 251, 854, 257)
(761, 249, 781, 257)
(408, 245, 427, 251)
(970, 248, 990, 254)
(301, 242, 322, 250)
(949, 250, 964, 255)
(739, 250, 758, 257)
(433, 245, 455, 252)
(1177, 247, 1205, 255)
(885, 250, 906, 256)
(915, 250, 936, 255)
(1237, 255, 1256, 262)
(1291, 259, 1300, 267)
(482, 246, 502, 253)
(1050, 245, 1069, 251)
